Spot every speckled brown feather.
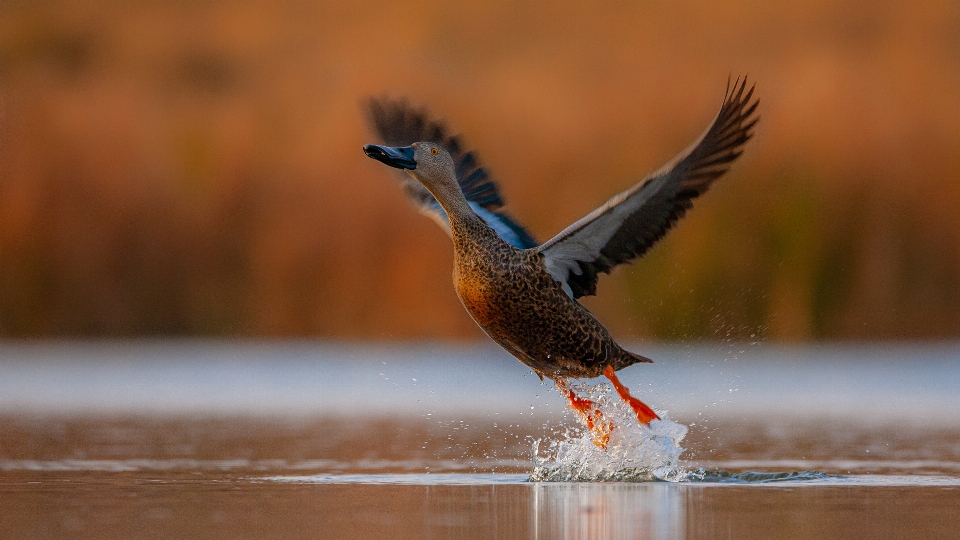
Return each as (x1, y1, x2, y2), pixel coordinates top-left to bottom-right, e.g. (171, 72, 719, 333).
(448, 211, 649, 379)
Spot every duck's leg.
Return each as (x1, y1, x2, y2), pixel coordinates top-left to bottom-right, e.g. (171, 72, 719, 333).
(603, 365, 660, 425)
(554, 377, 613, 449)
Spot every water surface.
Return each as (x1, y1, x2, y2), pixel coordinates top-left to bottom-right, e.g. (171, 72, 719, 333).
(1, 341, 958, 539)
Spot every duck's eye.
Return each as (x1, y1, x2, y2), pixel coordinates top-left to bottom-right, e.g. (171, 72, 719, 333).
(431, 147, 439, 155)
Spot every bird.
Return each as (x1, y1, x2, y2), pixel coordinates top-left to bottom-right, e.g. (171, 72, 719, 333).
(363, 78, 758, 448)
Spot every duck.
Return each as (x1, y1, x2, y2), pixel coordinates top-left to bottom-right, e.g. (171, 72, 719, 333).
(363, 78, 758, 447)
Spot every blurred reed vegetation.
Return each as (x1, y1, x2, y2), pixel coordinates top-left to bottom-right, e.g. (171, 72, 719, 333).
(0, 0, 958, 340)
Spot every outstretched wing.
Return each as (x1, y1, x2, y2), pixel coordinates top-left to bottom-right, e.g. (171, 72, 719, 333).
(538, 77, 759, 298)
(365, 98, 537, 249)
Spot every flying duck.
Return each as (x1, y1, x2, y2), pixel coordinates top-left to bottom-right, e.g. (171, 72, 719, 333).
(363, 78, 758, 447)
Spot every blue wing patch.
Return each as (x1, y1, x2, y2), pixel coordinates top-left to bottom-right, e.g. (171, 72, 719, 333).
(424, 201, 538, 249)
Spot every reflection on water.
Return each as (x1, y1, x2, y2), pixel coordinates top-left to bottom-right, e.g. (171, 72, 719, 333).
(533, 483, 684, 540)
(2, 411, 959, 539)
(4, 467, 959, 540)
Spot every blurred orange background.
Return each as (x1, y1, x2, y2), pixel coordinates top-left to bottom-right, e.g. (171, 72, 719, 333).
(0, 0, 958, 340)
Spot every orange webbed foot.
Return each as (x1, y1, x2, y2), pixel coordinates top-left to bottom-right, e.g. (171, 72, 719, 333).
(603, 365, 660, 425)
(555, 377, 613, 449)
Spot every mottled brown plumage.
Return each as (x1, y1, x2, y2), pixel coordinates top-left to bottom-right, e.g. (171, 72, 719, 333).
(449, 203, 647, 379)
(363, 78, 759, 439)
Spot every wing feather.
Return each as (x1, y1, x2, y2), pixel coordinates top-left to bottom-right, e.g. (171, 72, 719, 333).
(365, 98, 537, 249)
(538, 77, 760, 298)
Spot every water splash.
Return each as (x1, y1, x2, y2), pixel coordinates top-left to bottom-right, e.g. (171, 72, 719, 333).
(530, 378, 689, 482)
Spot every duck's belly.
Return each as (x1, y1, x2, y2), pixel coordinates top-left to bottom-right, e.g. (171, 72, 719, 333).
(455, 269, 616, 378)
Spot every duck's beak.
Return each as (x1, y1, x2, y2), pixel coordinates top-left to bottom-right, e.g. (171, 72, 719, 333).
(363, 144, 417, 170)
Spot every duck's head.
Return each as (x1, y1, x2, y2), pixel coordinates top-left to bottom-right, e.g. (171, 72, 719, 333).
(364, 142, 457, 192)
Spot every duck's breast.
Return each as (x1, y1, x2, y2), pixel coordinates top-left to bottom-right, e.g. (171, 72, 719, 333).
(452, 237, 520, 327)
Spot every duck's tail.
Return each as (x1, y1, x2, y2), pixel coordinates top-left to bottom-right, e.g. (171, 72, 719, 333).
(620, 349, 654, 367)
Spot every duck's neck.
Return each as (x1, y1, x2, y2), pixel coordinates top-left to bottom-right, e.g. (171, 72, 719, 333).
(420, 176, 480, 228)
(411, 171, 502, 252)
